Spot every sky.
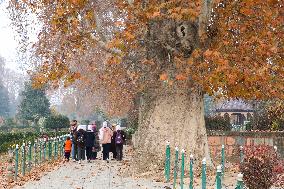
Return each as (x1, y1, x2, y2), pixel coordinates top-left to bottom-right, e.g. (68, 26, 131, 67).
(0, 0, 20, 71)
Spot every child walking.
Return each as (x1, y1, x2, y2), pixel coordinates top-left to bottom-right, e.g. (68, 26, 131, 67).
(64, 136, 72, 161)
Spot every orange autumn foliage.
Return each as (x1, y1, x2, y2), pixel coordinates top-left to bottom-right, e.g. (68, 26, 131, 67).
(8, 0, 284, 115)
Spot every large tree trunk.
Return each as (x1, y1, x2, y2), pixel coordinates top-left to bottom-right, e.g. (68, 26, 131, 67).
(133, 87, 212, 174)
(130, 1, 214, 175)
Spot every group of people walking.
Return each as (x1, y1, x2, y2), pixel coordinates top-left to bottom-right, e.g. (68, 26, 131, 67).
(64, 120, 126, 163)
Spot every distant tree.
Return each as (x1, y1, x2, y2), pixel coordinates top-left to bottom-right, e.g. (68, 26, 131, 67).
(204, 94, 216, 117)
(81, 119, 90, 125)
(0, 55, 25, 117)
(0, 118, 17, 132)
(1, 68, 26, 116)
(18, 82, 51, 125)
(253, 100, 284, 131)
(43, 114, 69, 130)
(0, 56, 11, 118)
(0, 83, 11, 118)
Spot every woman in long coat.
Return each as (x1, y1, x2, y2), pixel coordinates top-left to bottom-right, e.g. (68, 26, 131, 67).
(91, 123, 101, 159)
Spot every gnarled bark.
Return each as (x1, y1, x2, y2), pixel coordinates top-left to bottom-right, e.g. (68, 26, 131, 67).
(133, 87, 212, 174)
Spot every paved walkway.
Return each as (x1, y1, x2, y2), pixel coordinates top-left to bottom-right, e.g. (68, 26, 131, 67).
(14, 159, 169, 189)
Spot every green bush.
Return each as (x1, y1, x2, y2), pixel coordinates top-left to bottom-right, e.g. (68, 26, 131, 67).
(81, 120, 90, 125)
(0, 131, 68, 153)
(124, 127, 135, 140)
(245, 121, 252, 131)
(205, 116, 231, 131)
(43, 114, 70, 130)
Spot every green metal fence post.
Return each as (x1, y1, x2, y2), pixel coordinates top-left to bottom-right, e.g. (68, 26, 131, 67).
(173, 147, 179, 189)
(57, 137, 59, 159)
(58, 137, 61, 158)
(165, 141, 170, 182)
(216, 165, 222, 189)
(39, 140, 42, 164)
(61, 136, 64, 156)
(61, 136, 64, 157)
(235, 173, 244, 189)
(21, 143, 26, 176)
(180, 149, 185, 189)
(221, 145, 225, 177)
(54, 137, 58, 160)
(15, 144, 19, 181)
(34, 141, 37, 166)
(202, 158, 206, 189)
(28, 141, 32, 172)
(240, 146, 244, 163)
(48, 139, 52, 161)
(189, 154, 194, 189)
(43, 138, 47, 161)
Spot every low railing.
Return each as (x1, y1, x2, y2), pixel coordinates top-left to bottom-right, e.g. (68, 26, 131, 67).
(5, 134, 69, 182)
(164, 142, 247, 189)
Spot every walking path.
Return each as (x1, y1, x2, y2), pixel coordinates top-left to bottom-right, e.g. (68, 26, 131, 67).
(13, 152, 170, 189)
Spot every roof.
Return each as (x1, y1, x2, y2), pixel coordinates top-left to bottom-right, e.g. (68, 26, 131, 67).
(216, 100, 254, 112)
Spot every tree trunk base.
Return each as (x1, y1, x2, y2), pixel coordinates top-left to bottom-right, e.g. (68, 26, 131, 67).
(132, 87, 212, 175)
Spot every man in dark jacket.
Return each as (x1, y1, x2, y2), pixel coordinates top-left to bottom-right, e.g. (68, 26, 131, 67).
(85, 129, 95, 162)
(74, 128, 86, 164)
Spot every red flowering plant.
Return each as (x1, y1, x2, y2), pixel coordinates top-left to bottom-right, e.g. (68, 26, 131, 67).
(239, 145, 283, 189)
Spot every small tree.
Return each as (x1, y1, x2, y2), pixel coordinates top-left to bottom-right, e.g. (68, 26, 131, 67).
(18, 82, 51, 126)
(43, 114, 70, 131)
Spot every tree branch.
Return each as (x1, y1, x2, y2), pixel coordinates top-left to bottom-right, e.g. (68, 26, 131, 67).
(199, 0, 213, 37)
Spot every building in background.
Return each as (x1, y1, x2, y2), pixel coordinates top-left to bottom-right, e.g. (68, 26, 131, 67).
(215, 100, 254, 126)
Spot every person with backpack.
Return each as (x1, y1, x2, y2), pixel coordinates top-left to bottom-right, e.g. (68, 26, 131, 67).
(114, 125, 126, 161)
(75, 128, 86, 164)
(91, 123, 101, 160)
(85, 125, 95, 163)
(100, 121, 113, 162)
(70, 120, 78, 161)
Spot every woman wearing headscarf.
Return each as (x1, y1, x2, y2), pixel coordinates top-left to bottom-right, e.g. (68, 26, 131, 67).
(114, 125, 126, 161)
(100, 121, 113, 162)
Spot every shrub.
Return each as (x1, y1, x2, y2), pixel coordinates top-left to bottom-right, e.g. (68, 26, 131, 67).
(0, 131, 68, 153)
(81, 120, 90, 125)
(205, 116, 231, 131)
(240, 145, 282, 189)
(124, 127, 135, 140)
(43, 114, 70, 130)
(245, 121, 252, 131)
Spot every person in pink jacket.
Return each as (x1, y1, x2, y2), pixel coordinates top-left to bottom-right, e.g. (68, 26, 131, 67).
(100, 121, 113, 161)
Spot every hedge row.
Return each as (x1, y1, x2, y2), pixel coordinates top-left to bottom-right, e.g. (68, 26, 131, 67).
(0, 131, 68, 154)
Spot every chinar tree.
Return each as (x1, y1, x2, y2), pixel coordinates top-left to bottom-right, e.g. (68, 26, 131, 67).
(9, 0, 283, 173)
